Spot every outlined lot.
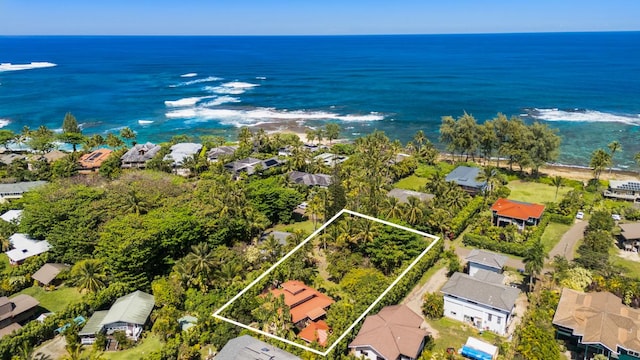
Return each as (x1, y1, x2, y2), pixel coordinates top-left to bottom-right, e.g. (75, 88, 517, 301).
(213, 209, 440, 356)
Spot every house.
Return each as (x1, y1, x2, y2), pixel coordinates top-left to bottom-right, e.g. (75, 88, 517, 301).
(224, 157, 283, 177)
(620, 223, 640, 251)
(216, 335, 301, 360)
(79, 290, 154, 345)
(445, 166, 487, 195)
(78, 148, 113, 174)
(0, 209, 22, 224)
(37, 149, 67, 163)
(490, 198, 545, 231)
(0, 152, 26, 166)
(164, 143, 203, 175)
(289, 171, 332, 187)
(553, 288, 640, 360)
(387, 188, 435, 204)
(460, 337, 499, 360)
(348, 304, 430, 360)
(0, 294, 40, 338)
(604, 180, 640, 203)
(441, 272, 519, 335)
(0, 181, 47, 202)
(314, 153, 349, 167)
(206, 146, 237, 163)
(5, 233, 51, 265)
(32, 263, 70, 286)
(120, 142, 161, 169)
(269, 280, 334, 346)
(465, 249, 507, 276)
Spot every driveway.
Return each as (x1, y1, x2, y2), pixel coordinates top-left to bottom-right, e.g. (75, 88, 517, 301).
(402, 266, 448, 338)
(547, 220, 587, 262)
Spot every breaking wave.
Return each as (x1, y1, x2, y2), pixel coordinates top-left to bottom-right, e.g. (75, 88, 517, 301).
(0, 62, 57, 72)
(180, 73, 198, 78)
(164, 96, 214, 107)
(0, 119, 10, 128)
(170, 76, 223, 87)
(201, 96, 241, 107)
(526, 108, 640, 126)
(205, 81, 260, 95)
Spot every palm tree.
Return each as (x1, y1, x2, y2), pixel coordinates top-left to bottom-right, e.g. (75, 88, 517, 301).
(413, 130, 426, 153)
(405, 196, 424, 225)
(119, 127, 136, 145)
(608, 141, 622, 173)
(524, 240, 546, 292)
(551, 175, 564, 201)
(476, 166, 499, 205)
(384, 196, 405, 220)
(185, 243, 216, 291)
(124, 189, 148, 215)
(305, 129, 316, 144)
(590, 148, 611, 182)
(70, 259, 107, 293)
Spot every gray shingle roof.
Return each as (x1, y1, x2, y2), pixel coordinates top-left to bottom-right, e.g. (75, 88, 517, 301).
(100, 291, 154, 326)
(120, 143, 161, 164)
(164, 143, 202, 166)
(471, 268, 505, 284)
(0, 181, 47, 197)
(466, 249, 508, 270)
(445, 166, 486, 189)
(216, 335, 301, 360)
(289, 171, 332, 187)
(441, 272, 519, 313)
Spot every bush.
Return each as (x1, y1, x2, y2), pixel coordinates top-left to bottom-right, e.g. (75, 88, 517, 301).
(422, 292, 444, 319)
(463, 232, 529, 257)
(449, 196, 484, 237)
(549, 213, 573, 225)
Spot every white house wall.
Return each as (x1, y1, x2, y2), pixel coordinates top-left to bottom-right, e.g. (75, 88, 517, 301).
(443, 295, 511, 335)
(352, 346, 384, 360)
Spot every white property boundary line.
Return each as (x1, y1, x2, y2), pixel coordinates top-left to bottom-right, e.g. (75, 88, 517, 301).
(213, 208, 440, 356)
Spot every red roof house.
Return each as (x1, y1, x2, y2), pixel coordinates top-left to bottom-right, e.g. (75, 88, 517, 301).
(269, 280, 334, 346)
(490, 198, 545, 231)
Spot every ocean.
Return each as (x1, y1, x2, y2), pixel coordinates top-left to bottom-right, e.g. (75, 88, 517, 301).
(1, 33, 639, 168)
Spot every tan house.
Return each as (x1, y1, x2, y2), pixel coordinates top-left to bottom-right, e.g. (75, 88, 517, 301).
(0, 294, 40, 338)
(553, 288, 640, 360)
(604, 180, 640, 203)
(78, 148, 113, 174)
(620, 223, 640, 251)
(349, 304, 430, 360)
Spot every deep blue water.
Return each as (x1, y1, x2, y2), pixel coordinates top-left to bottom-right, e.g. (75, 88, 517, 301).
(1, 33, 639, 167)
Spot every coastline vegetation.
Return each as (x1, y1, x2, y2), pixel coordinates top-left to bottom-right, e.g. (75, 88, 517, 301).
(0, 112, 638, 359)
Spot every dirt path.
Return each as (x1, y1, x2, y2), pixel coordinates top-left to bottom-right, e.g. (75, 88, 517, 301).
(547, 220, 587, 262)
(33, 335, 67, 359)
(401, 266, 449, 338)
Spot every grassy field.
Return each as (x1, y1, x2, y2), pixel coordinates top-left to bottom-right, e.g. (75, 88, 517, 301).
(98, 334, 164, 360)
(273, 220, 316, 234)
(428, 317, 502, 353)
(507, 180, 572, 204)
(17, 286, 83, 313)
(394, 175, 430, 191)
(540, 222, 572, 253)
(610, 247, 640, 276)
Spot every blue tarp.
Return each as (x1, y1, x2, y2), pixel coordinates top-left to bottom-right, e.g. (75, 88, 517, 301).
(461, 345, 493, 360)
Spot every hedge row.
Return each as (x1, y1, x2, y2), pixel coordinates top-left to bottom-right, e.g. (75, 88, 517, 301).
(548, 213, 574, 225)
(463, 215, 551, 257)
(450, 197, 485, 237)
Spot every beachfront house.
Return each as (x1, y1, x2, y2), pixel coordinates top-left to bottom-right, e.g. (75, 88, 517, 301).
(604, 180, 640, 203)
(216, 335, 301, 360)
(0, 294, 40, 339)
(441, 272, 519, 335)
(164, 142, 203, 176)
(465, 249, 507, 276)
(387, 188, 435, 204)
(490, 198, 545, 231)
(553, 288, 640, 360)
(348, 304, 430, 360)
(79, 290, 154, 345)
(120, 142, 161, 169)
(445, 166, 487, 195)
(78, 148, 113, 174)
(268, 280, 334, 346)
(289, 171, 332, 187)
(5, 233, 51, 265)
(224, 157, 283, 178)
(0, 181, 47, 202)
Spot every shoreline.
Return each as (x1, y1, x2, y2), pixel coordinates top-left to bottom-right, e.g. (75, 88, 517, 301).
(251, 121, 639, 183)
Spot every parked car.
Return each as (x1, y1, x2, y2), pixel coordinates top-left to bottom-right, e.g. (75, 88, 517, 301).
(612, 214, 622, 221)
(576, 211, 584, 219)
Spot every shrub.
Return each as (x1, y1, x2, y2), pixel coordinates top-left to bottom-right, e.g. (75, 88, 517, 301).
(449, 196, 484, 237)
(549, 213, 573, 225)
(422, 292, 444, 319)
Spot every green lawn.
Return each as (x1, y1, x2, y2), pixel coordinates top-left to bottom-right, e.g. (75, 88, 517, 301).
(273, 220, 316, 234)
(540, 222, 572, 253)
(394, 175, 430, 191)
(17, 286, 83, 313)
(428, 317, 502, 353)
(97, 334, 164, 360)
(610, 247, 640, 277)
(507, 180, 572, 204)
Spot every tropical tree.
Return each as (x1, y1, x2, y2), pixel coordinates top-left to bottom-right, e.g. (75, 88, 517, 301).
(27, 125, 56, 153)
(551, 175, 564, 201)
(524, 240, 546, 291)
(528, 122, 561, 176)
(608, 140, 622, 173)
(119, 127, 136, 145)
(590, 148, 611, 181)
(383, 196, 405, 220)
(325, 123, 340, 144)
(59, 112, 84, 152)
(476, 166, 499, 204)
(304, 128, 316, 144)
(184, 243, 216, 291)
(439, 115, 457, 161)
(70, 259, 107, 293)
(0, 129, 15, 150)
(124, 189, 148, 215)
(405, 196, 424, 225)
(478, 120, 497, 165)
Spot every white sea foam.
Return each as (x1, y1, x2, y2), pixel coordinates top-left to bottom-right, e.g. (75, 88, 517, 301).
(0, 62, 57, 72)
(171, 76, 223, 87)
(201, 96, 241, 107)
(180, 73, 198, 78)
(0, 119, 10, 128)
(138, 120, 154, 125)
(256, 76, 267, 80)
(205, 81, 260, 95)
(529, 108, 640, 126)
(164, 96, 214, 107)
(165, 106, 384, 126)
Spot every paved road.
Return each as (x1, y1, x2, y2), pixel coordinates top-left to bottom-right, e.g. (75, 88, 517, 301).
(548, 220, 588, 262)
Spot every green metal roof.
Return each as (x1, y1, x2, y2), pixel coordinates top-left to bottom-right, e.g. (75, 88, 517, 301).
(100, 290, 155, 326)
(79, 310, 108, 336)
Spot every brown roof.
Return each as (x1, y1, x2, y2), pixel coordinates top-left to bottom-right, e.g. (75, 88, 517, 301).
(0, 294, 39, 323)
(0, 322, 22, 339)
(298, 320, 329, 346)
(79, 148, 113, 170)
(269, 280, 334, 324)
(491, 198, 545, 221)
(349, 304, 429, 360)
(32, 263, 70, 285)
(40, 150, 68, 163)
(553, 288, 640, 353)
(620, 223, 640, 241)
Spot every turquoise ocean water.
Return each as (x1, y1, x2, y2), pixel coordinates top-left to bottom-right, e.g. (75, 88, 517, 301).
(1, 33, 639, 167)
